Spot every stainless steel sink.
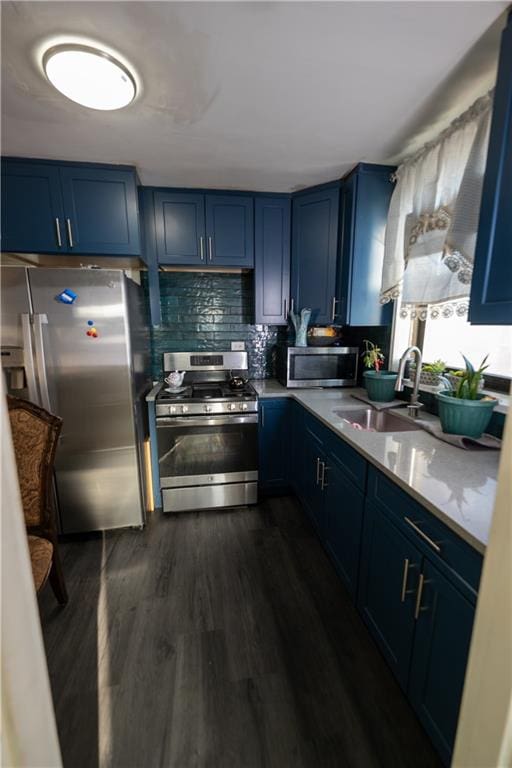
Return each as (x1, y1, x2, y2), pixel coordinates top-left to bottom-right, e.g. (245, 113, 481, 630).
(333, 408, 421, 432)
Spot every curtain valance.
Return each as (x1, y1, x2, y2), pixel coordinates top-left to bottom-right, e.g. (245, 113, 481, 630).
(380, 91, 493, 319)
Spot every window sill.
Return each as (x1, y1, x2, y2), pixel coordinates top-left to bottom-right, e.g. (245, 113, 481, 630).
(403, 380, 510, 415)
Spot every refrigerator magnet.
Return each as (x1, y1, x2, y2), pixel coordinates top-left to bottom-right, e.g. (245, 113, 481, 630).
(55, 288, 78, 305)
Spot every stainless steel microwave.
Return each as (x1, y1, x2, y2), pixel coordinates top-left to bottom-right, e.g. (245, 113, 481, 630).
(277, 346, 359, 388)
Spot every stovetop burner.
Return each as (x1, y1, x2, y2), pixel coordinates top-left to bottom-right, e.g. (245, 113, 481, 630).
(158, 380, 257, 403)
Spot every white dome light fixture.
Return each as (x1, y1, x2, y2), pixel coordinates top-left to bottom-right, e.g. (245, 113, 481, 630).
(43, 43, 136, 110)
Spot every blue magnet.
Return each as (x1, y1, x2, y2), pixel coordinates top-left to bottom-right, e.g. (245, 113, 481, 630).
(55, 288, 78, 305)
(87, 320, 94, 326)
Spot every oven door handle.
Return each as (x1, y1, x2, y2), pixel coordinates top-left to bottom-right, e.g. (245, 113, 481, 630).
(156, 414, 258, 427)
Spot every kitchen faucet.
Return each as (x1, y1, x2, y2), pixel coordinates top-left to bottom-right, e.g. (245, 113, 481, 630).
(395, 346, 423, 419)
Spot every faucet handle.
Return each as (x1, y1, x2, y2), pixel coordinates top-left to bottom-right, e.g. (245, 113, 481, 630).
(406, 402, 424, 419)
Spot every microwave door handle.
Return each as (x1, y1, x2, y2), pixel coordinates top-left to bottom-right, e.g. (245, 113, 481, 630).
(21, 313, 40, 404)
(33, 313, 52, 412)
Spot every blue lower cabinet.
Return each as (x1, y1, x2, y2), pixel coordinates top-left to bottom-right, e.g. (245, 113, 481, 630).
(323, 460, 364, 599)
(258, 399, 290, 492)
(408, 560, 475, 766)
(301, 425, 327, 535)
(358, 500, 422, 690)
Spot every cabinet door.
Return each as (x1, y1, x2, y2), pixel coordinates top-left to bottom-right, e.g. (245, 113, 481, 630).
(469, 13, 512, 324)
(205, 195, 254, 266)
(60, 166, 140, 255)
(153, 192, 206, 265)
(291, 187, 339, 324)
(254, 198, 291, 325)
(323, 461, 364, 599)
(258, 399, 290, 492)
(409, 559, 475, 766)
(301, 427, 327, 536)
(338, 166, 394, 326)
(1, 162, 64, 253)
(288, 400, 304, 497)
(358, 501, 421, 690)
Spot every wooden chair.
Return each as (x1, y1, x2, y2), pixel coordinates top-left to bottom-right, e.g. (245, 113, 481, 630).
(7, 395, 68, 605)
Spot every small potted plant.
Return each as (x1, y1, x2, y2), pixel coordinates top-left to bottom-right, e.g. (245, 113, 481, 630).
(361, 340, 398, 402)
(420, 359, 446, 386)
(437, 354, 497, 437)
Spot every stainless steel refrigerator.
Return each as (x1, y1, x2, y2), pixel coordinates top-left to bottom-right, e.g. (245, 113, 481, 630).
(1, 266, 151, 533)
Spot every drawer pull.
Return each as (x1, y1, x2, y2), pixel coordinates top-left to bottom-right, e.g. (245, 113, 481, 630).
(316, 457, 321, 485)
(404, 517, 442, 553)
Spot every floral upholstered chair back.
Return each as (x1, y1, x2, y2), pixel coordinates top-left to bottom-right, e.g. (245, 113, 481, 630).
(7, 396, 62, 532)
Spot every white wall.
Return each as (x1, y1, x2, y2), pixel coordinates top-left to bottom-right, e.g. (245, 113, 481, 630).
(1, 378, 62, 768)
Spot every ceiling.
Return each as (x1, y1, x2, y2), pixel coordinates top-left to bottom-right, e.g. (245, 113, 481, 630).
(1, 1, 508, 192)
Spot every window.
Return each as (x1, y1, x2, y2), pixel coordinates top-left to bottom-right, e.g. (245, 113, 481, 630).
(392, 309, 512, 386)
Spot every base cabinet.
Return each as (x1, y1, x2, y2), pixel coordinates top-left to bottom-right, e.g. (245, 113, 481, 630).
(408, 560, 475, 766)
(323, 460, 364, 599)
(258, 399, 290, 492)
(288, 405, 480, 767)
(358, 500, 421, 689)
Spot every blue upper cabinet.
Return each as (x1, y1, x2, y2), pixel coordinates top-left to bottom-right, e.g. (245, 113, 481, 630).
(470, 12, 512, 325)
(338, 164, 394, 326)
(60, 166, 140, 256)
(254, 197, 291, 325)
(1, 161, 65, 253)
(205, 194, 254, 267)
(291, 186, 340, 325)
(1, 159, 141, 256)
(154, 192, 206, 265)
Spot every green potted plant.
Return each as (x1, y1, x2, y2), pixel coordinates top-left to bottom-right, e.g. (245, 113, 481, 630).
(437, 354, 497, 437)
(361, 340, 398, 402)
(420, 359, 446, 386)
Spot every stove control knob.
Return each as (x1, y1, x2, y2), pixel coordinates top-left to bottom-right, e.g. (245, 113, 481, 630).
(204, 404, 212, 413)
(181, 405, 189, 414)
(240, 402, 248, 411)
(228, 403, 236, 411)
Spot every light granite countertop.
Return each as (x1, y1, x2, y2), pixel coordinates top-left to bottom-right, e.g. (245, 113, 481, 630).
(252, 380, 502, 554)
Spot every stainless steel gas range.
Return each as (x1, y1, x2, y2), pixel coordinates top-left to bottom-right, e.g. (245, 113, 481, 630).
(154, 351, 258, 513)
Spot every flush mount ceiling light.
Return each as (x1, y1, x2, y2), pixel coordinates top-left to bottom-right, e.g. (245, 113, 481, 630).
(43, 43, 136, 110)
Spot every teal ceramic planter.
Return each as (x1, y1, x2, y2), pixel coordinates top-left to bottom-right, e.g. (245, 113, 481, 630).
(363, 370, 398, 403)
(436, 392, 496, 438)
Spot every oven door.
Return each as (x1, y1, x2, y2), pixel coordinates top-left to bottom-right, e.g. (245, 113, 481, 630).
(156, 414, 258, 488)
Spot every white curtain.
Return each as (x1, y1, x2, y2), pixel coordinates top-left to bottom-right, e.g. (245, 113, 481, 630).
(380, 91, 493, 319)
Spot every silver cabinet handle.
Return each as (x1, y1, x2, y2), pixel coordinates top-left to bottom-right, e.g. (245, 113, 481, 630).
(199, 236, 205, 261)
(320, 462, 328, 490)
(404, 517, 442, 553)
(33, 313, 51, 411)
(400, 558, 417, 602)
(261, 405, 265, 428)
(331, 296, 338, 322)
(21, 314, 39, 404)
(66, 218, 74, 248)
(283, 298, 288, 319)
(290, 298, 295, 314)
(55, 218, 62, 247)
(316, 457, 321, 485)
(208, 236, 213, 262)
(414, 573, 431, 619)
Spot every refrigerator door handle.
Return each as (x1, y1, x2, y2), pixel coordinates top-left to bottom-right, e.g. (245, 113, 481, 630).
(21, 313, 40, 405)
(33, 313, 51, 412)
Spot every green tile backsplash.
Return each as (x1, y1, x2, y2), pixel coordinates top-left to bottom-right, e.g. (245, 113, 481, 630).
(142, 271, 287, 380)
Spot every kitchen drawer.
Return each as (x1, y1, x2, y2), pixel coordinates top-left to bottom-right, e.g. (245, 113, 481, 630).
(367, 466, 482, 597)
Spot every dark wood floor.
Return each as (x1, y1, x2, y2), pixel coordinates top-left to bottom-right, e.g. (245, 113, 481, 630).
(40, 496, 441, 768)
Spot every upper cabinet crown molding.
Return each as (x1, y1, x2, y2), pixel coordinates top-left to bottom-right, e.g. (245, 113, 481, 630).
(1, 157, 141, 257)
